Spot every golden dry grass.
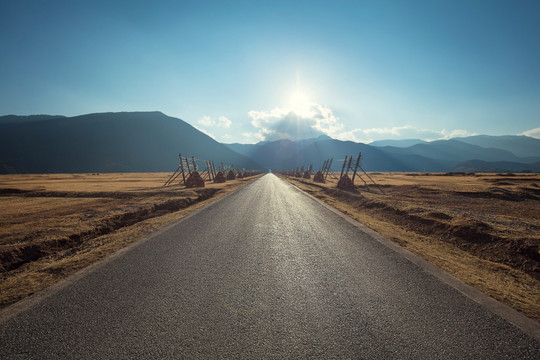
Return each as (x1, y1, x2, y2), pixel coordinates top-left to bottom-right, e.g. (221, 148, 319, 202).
(0, 172, 262, 307)
(282, 172, 540, 322)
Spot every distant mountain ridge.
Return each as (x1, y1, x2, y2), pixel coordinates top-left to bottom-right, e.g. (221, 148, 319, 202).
(226, 135, 540, 172)
(454, 135, 540, 159)
(379, 139, 525, 163)
(0, 112, 260, 174)
(2, 111, 539, 173)
(226, 136, 332, 170)
(369, 139, 426, 148)
(0, 114, 66, 124)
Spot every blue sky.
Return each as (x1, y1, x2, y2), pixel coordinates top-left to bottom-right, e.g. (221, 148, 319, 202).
(1, 0, 539, 143)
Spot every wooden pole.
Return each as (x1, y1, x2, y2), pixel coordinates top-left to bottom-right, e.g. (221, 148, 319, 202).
(325, 158, 333, 180)
(361, 167, 385, 195)
(351, 152, 361, 183)
(179, 155, 187, 184)
(185, 157, 192, 175)
(206, 161, 213, 181)
(164, 167, 180, 186)
(340, 156, 348, 179)
(211, 161, 216, 180)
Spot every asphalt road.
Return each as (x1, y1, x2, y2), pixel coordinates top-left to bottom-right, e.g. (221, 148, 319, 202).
(1, 173, 539, 358)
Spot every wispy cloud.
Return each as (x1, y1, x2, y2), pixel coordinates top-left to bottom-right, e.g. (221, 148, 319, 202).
(198, 115, 213, 127)
(194, 125, 215, 140)
(217, 116, 232, 128)
(437, 129, 475, 140)
(239, 132, 264, 144)
(332, 126, 476, 143)
(197, 115, 232, 128)
(520, 127, 540, 139)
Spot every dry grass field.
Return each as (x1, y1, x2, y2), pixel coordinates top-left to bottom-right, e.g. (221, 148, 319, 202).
(282, 172, 540, 322)
(0, 172, 262, 308)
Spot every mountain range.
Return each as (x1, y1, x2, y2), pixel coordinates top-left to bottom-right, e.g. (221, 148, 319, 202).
(1, 111, 539, 173)
(0, 112, 259, 173)
(227, 136, 540, 172)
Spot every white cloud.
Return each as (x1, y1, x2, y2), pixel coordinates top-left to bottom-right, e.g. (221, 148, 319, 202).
(330, 126, 476, 143)
(246, 102, 480, 144)
(331, 129, 368, 142)
(194, 125, 215, 139)
(521, 127, 540, 138)
(197, 115, 232, 128)
(217, 116, 232, 128)
(239, 132, 263, 144)
(436, 128, 475, 140)
(247, 101, 485, 144)
(361, 125, 414, 136)
(198, 115, 213, 127)
(248, 102, 343, 141)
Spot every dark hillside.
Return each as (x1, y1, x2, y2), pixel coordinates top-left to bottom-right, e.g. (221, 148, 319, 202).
(0, 112, 259, 173)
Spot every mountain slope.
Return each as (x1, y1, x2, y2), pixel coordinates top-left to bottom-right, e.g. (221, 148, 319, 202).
(0, 114, 65, 125)
(227, 137, 492, 172)
(226, 140, 300, 170)
(229, 136, 538, 173)
(233, 137, 417, 171)
(226, 136, 329, 169)
(378, 139, 525, 163)
(0, 112, 260, 173)
(369, 139, 427, 148)
(6, 112, 537, 174)
(454, 135, 540, 159)
(280, 139, 408, 171)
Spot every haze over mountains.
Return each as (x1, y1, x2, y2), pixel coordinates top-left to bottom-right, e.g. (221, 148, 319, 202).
(1, 111, 539, 174)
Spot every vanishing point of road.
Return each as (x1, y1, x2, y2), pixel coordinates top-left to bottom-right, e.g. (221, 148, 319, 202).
(1, 174, 539, 358)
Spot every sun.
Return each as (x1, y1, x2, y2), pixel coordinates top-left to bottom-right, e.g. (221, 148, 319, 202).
(288, 89, 313, 117)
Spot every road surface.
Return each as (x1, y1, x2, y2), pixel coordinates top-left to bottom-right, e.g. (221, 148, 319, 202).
(1, 174, 539, 358)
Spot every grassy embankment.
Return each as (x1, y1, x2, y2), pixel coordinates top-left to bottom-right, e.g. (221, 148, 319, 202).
(0, 172, 262, 308)
(282, 172, 540, 322)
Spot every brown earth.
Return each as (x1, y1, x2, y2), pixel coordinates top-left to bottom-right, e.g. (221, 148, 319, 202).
(336, 174, 355, 191)
(281, 172, 540, 322)
(185, 171, 205, 188)
(214, 171, 226, 183)
(313, 171, 325, 183)
(0, 172, 262, 308)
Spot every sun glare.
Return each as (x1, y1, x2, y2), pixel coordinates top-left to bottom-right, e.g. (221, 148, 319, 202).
(288, 89, 313, 117)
